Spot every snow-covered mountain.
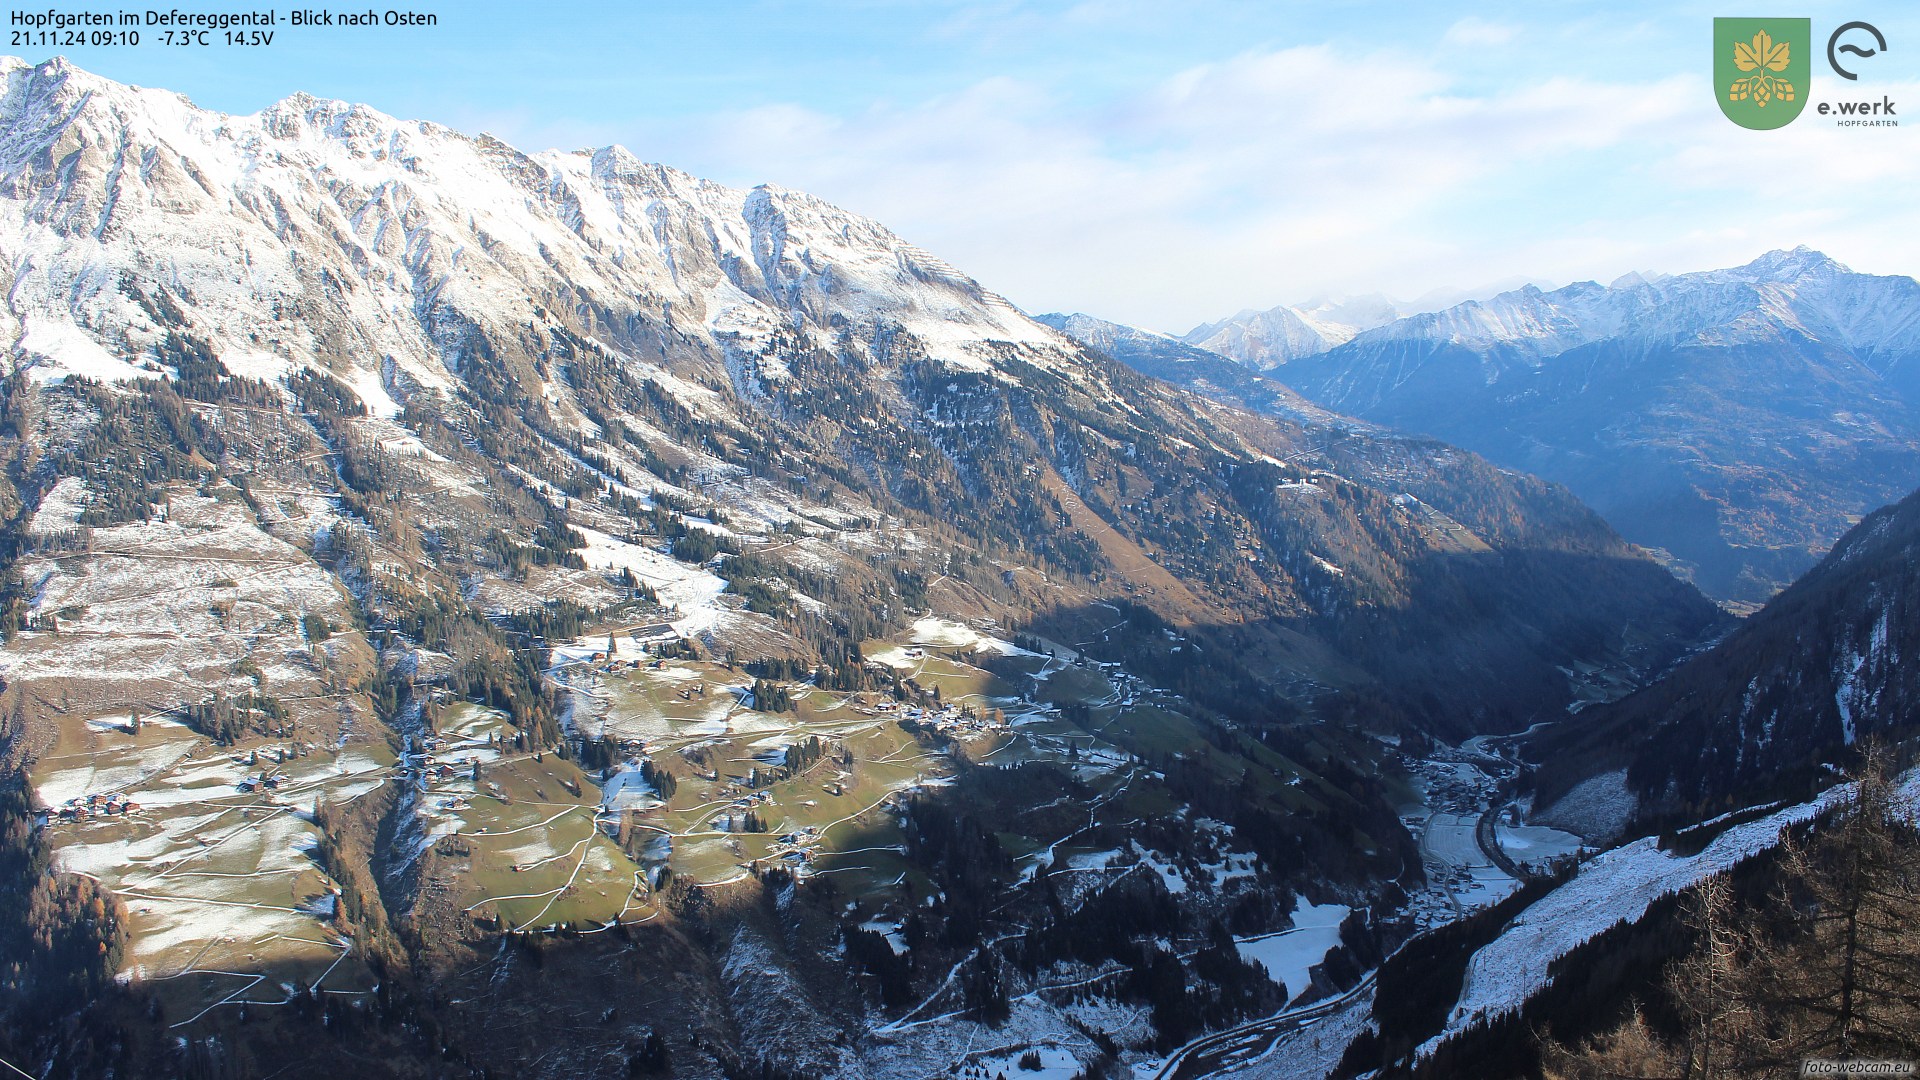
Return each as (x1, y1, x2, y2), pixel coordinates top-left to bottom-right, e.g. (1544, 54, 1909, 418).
(0, 55, 1074, 410)
(0, 57, 1737, 1079)
(1034, 310, 1353, 427)
(0, 53, 1716, 727)
(1182, 296, 1398, 369)
(1261, 249, 1920, 602)
(1329, 248, 1920, 371)
(1180, 285, 1567, 373)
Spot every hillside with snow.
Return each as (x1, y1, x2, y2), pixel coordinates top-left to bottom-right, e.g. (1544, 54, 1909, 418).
(0, 56, 1076, 405)
(0, 55, 1721, 735)
(1182, 296, 1402, 370)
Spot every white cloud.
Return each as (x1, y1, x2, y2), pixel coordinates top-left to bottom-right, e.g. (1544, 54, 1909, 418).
(1442, 17, 1519, 48)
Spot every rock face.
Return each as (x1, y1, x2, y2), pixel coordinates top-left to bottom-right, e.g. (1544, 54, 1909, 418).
(1249, 249, 1920, 603)
(0, 56, 1065, 406)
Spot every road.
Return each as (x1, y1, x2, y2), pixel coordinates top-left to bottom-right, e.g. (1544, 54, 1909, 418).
(1152, 973, 1377, 1079)
(1151, 731, 1554, 1077)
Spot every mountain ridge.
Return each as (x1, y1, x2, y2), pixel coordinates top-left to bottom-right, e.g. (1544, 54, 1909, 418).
(0, 53, 1720, 729)
(1087, 247, 1920, 603)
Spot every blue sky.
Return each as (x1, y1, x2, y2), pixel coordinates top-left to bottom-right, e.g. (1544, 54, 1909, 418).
(29, 0, 1920, 330)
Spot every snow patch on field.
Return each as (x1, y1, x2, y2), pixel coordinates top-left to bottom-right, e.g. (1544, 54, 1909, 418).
(1496, 823, 1585, 867)
(28, 476, 88, 534)
(864, 645, 918, 669)
(550, 527, 729, 648)
(1066, 848, 1123, 871)
(908, 617, 1034, 656)
(1131, 842, 1187, 894)
(598, 766, 663, 813)
(214, 348, 290, 382)
(1235, 897, 1349, 1004)
(19, 314, 148, 382)
(858, 917, 910, 956)
(967, 1044, 1081, 1079)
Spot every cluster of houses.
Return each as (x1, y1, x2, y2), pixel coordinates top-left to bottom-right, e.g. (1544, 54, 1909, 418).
(235, 771, 288, 793)
(407, 756, 481, 784)
(1404, 758, 1490, 816)
(581, 654, 649, 676)
(771, 824, 822, 865)
(394, 733, 487, 785)
(52, 790, 141, 822)
(723, 787, 775, 810)
(853, 694, 1010, 740)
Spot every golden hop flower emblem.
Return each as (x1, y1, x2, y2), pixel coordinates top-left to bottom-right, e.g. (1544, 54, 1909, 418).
(1728, 30, 1795, 108)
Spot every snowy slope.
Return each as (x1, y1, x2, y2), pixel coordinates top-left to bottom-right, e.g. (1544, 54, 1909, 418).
(0, 55, 1080, 410)
(1337, 247, 1920, 367)
(1424, 771, 1920, 1056)
(0, 56, 1730, 753)
(1182, 300, 1397, 369)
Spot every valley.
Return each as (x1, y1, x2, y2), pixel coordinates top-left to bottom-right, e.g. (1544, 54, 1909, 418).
(0, 50, 1908, 1080)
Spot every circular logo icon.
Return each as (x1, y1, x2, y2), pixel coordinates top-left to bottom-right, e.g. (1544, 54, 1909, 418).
(1827, 21, 1888, 81)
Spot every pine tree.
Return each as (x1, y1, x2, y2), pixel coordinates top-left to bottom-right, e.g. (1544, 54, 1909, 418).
(1741, 755, 1920, 1066)
(1548, 750, 1920, 1078)
(1666, 872, 1759, 1077)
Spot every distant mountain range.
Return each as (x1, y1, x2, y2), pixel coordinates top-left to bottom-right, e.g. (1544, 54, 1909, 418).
(1031, 312, 1350, 426)
(1181, 297, 1390, 368)
(1053, 249, 1920, 603)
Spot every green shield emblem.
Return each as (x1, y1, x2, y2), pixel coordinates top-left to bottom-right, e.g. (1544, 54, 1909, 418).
(1714, 17, 1812, 128)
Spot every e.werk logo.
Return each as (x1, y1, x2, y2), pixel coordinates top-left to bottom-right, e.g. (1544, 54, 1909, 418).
(1714, 17, 1896, 129)
(1828, 20, 1888, 80)
(1715, 18, 1812, 128)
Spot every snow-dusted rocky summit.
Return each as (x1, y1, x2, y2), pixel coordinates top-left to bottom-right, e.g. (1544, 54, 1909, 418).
(0, 54, 1072, 407)
(1182, 295, 1401, 370)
